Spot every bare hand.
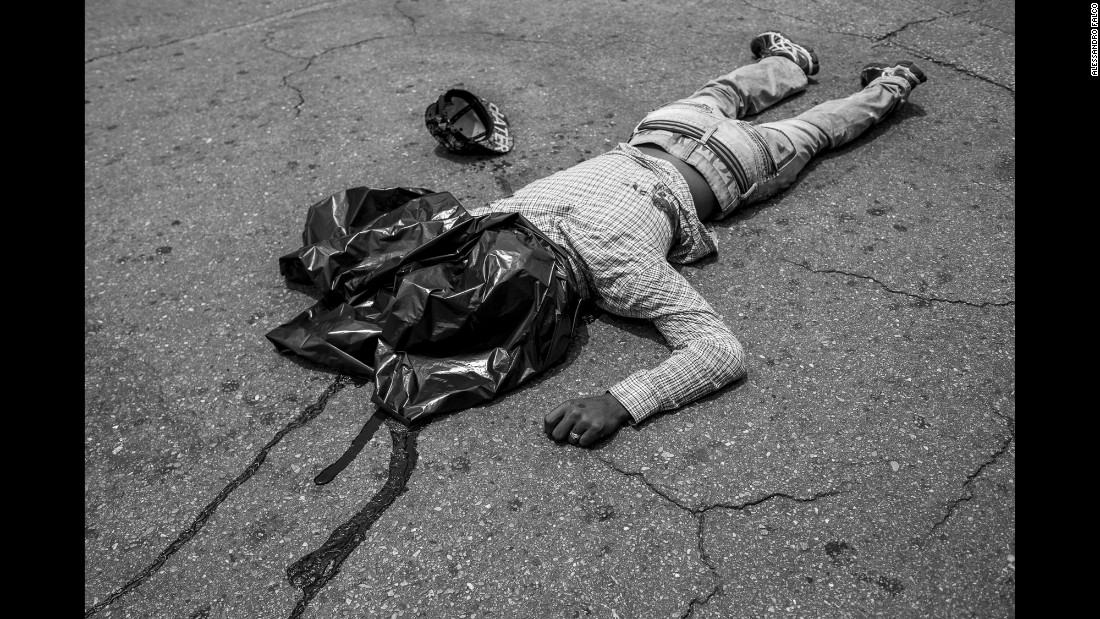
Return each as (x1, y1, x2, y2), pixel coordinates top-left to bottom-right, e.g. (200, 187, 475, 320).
(544, 393, 631, 447)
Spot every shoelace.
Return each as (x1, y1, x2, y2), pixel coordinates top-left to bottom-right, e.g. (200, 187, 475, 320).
(763, 34, 813, 71)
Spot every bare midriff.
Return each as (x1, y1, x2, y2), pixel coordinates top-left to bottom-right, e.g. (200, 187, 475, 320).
(634, 144, 718, 222)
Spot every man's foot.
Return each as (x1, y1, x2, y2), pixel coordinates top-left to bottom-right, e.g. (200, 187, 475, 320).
(859, 61, 928, 88)
(750, 31, 820, 76)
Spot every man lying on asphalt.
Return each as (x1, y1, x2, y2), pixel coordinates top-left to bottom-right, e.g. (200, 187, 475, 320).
(467, 30, 928, 447)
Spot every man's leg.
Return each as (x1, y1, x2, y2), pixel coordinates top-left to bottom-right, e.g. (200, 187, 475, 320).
(749, 61, 928, 203)
(679, 31, 819, 118)
(628, 31, 823, 217)
(683, 56, 808, 119)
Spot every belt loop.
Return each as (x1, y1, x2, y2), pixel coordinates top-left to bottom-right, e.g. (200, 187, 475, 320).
(680, 124, 716, 168)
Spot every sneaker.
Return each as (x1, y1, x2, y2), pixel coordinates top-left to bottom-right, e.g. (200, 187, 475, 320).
(750, 31, 820, 76)
(859, 61, 928, 88)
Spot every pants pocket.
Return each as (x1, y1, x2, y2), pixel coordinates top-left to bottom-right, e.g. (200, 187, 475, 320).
(756, 126, 797, 171)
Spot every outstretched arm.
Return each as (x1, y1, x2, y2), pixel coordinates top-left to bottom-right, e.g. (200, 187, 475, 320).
(544, 257, 746, 446)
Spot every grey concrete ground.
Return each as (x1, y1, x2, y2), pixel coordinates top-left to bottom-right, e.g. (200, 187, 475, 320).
(85, 1, 1015, 617)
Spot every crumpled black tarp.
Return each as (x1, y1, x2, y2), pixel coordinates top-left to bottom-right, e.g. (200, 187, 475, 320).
(266, 186, 582, 425)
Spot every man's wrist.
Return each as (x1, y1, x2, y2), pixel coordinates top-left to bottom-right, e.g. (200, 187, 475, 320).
(602, 392, 632, 424)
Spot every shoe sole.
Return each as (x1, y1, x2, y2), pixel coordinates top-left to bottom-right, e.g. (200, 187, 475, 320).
(805, 48, 820, 75)
(859, 62, 888, 87)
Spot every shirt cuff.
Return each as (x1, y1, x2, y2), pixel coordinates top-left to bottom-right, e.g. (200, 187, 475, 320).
(608, 373, 662, 425)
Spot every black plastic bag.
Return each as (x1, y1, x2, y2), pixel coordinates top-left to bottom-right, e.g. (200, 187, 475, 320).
(266, 186, 582, 426)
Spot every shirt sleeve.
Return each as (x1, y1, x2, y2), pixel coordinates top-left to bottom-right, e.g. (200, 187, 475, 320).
(595, 256, 747, 424)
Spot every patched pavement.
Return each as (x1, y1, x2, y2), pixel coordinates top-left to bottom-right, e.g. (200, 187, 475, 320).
(85, 1, 1015, 617)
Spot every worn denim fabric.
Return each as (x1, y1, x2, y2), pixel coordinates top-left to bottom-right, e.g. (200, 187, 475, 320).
(628, 56, 914, 219)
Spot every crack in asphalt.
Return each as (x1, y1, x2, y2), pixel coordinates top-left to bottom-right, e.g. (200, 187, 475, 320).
(260, 18, 570, 118)
(928, 410, 1014, 535)
(783, 259, 1015, 309)
(84, 0, 359, 64)
(599, 457, 846, 617)
(260, 31, 312, 118)
(872, 8, 976, 42)
(84, 375, 353, 617)
(737, 0, 1012, 93)
(599, 457, 847, 516)
(874, 41, 1015, 93)
(862, 7, 1015, 94)
(597, 458, 713, 617)
(867, 6, 1016, 93)
(258, 7, 560, 120)
(682, 514, 721, 619)
(739, 0, 968, 38)
(394, 0, 418, 35)
(262, 32, 406, 118)
(260, 30, 313, 62)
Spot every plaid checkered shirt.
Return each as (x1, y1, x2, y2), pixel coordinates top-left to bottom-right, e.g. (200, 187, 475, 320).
(470, 143, 746, 423)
